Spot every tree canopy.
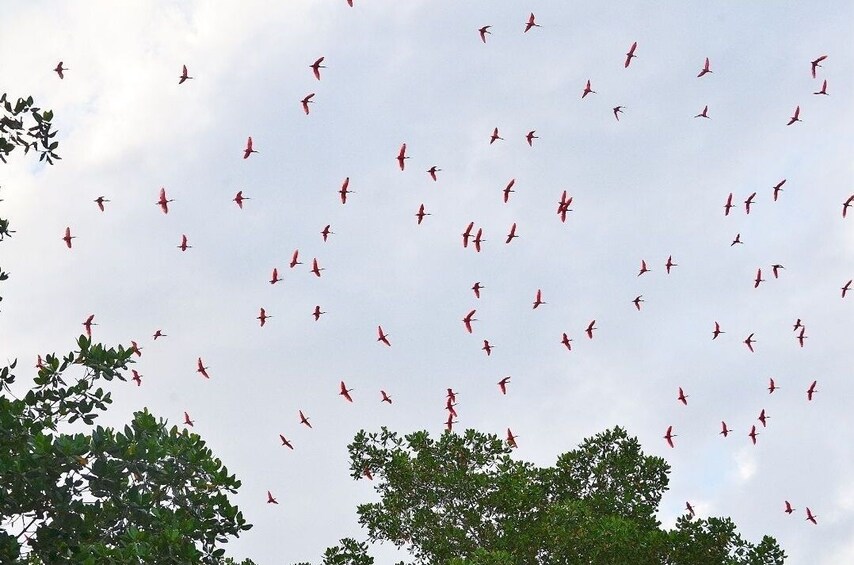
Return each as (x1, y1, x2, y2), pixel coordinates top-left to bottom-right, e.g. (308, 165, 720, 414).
(304, 426, 785, 565)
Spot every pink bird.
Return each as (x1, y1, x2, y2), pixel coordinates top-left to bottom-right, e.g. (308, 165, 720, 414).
(498, 376, 510, 395)
(686, 501, 696, 517)
(807, 380, 818, 401)
(132, 370, 142, 386)
(806, 507, 818, 525)
(677, 387, 688, 406)
(613, 106, 625, 121)
(339, 177, 353, 204)
(744, 192, 757, 214)
(753, 268, 764, 288)
(177, 234, 192, 251)
(290, 249, 302, 269)
(233, 191, 249, 208)
(532, 289, 545, 309)
(489, 127, 503, 144)
(624, 42, 637, 68)
(310, 258, 324, 277)
(473, 228, 485, 252)
(381, 390, 393, 404)
(62, 227, 76, 248)
(178, 64, 193, 84)
(697, 57, 712, 77)
(749, 425, 759, 445)
(506, 428, 518, 448)
(279, 435, 294, 450)
(503, 179, 516, 203)
(772, 179, 786, 201)
(339, 381, 354, 402)
(82, 314, 96, 337)
(299, 410, 312, 428)
(257, 308, 270, 327)
(585, 320, 597, 339)
(397, 143, 409, 170)
(183, 412, 194, 427)
(731, 233, 743, 246)
(720, 421, 731, 437)
(94, 196, 110, 211)
(312, 306, 325, 321)
(524, 13, 539, 33)
(462, 222, 475, 248)
(472, 282, 484, 298)
(797, 327, 807, 348)
(526, 131, 538, 146)
(482, 340, 493, 356)
(784, 501, 795, 514)
(301, 93, 315, 115)
(664, 425, 676, 448)
(157, 187, 173, 214)
(694, 105, 710, 119)
(415, 203, 430, 224)
(463, 309, 477, 333)
(243, 136, 258, 159)
(768, 378, 779, 394)
(478, 26, 491, 44)
(377, 325, 391, 346)
(54, 61, 68, 79)
(153, 329, 166, 340)
(665, 255, 677, 274)
(196, 357, 210, 379)
(758, 409, 769, 427)
(814, 79, 828, 95)
(787, 106, 801, 126)
(842, 280, 852, 298)
(724, 193, 734, 216)
(131, 341, 142, 357)
(638, 260, 651, 276)
(445, 414, 458, 432)
(561, 332, 573, 351)
(505, 222, 518, 244)
(632, 295, 644, 311)
(427, 165, 441, 181)
(842, 195, 854, 218)
(321, 224, 333, 242)
(810, 55, 827, 78)
(266, 491, 278, 504)
(269, 268, 282, 285)
(744, 333, 756, 352)
(310, 56, 325, 80)
(581, 79, 596, 98)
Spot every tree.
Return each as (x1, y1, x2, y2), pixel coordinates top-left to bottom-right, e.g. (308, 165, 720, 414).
(0, 93, 61, 165)
(304, 426, 785, 565)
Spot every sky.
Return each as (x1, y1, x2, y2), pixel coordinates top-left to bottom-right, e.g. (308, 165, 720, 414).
(1, 1, 853, 563)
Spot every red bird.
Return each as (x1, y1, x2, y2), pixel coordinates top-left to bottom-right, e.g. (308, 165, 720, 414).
(744, 333, 756, 352)
(183, 412, 194, 427)
(301, 93, 315, 115)
(498, 376, 510, 395)
(771, 264, 784, 278)
(581, 79, 596, 98)
(694, 105, 710, 119)
(807, 380, 818, 401)
(749, 425, 759, 445)
(526, 131, 538, 146)
(489, 127, 503, 144)
(686, 502, 696, 517)
(768, 378, 779, 394)
(482, 340, 493, 356)
(532, 289, 545, 309)
(94, 196, 110, 211)
(177, 234, 191, 251)
(346, 0, 353, 6)
(310, 258, 324, 277)
(339, 381, 354, 402)
(772, 179, 786, 201)
(82, 314, 96, 337)
(753, 268, 764, 288)
(505, 222, 518, 243)
(731, 233, 743, 246)
(243, 136, 258, 159)
(132, 370, 142, 386)
(131, 341, 142, 357)
(321, 224, 333, 242)
(54, 61, 68, 79)
(473, 228, 485, 252)
(270, 268, 282, 285)
(462, 222, 475, 247)
(613, 106, 625, 121)
(523, 12, 539, 32)
(503, 179, 516, 203)
(377, 325, 391, 346)
(153, 329, 166, 340)
(786, 106, 801, 126)
(196, 357, 210, 379)
(427, 166, 441, 181)
(445, 398, 457, 418)
(396, 143, 409, 171)
(446, 388, 458, 403)
(290, 249, 302, 269)
(478, 26, 491, 43)
(814, 79, 828, 95)
(233, 190, 249, 208)
(178, 64, 192, 84)
(664, 425, 676, 448)
(843, 195, 854, 217)
(445, 413, 458, 432)
(842, 279, 852, 298)
(257, 308, 270, 327)
(266, 491, 278, 504)
(784, 501, 795, 514)
(363, 468, 373, 480)
(506, 428, 518, 448)
(561, 332, 573, 351)
(797, 327, 807, 348)
(157, 187, 173, 213)
(758, 409, 769, 427)
(339, 177, 353, 204)
(665, 255, 677, 274)
(724, 193, 734, 216)
(311, 305, 326, 321)
(793, 318, 803, 332)
(463, 309, 477, 333)
(633, 295, 644, 311)
(810, 55, 827, 78)
(677, 387, 688, 406)
(472, 282, 484, 298)
(720, 421, 731, 437)
(624, 42, 637, 68)
(310, 56, 325, 80)
(806, 507, 818, 525)
(638, 260, 650, 276)
(279, 435, 294, 449)
(381, 390, 392, 404)
(415, 203, 430, 224)
(697, 57, 712, 77)
(585, 320, 597, 339)
(62, 227, 76, 248)
(744, 192, 757, 214)
(299, 410, 312, 428)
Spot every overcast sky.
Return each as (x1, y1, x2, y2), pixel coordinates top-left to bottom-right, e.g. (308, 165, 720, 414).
(1, 1, 853, 563)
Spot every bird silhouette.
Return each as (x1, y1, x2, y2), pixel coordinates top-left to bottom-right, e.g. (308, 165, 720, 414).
(697, 57, 712, 77)
(810, 55, 827, 78)
(178, 64, 193, 84)
(787, 106, 801, 126)
(62, 227, 76, 248)
(339, 381, 354, 402)
(157, 187, 173, 213)
(94, 196, 110, 211)
(243, 136, 258, 158)
(624, 42, 637, 68)
(310, 56, 325, 80)
(397, 143, 409, 170)
(498, 376, 510, 395)
(177, 234, 191, 252)
(524, 13, 539, 32)
(664, 425, 676, 448)
(301, 93, 315, 115)
(478, 26, 491, 43)
(54, 61, 68, 79)
(377, 325, 391, 346)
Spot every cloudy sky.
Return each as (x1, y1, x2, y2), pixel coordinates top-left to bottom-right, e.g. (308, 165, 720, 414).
(2, 1, 853, 563)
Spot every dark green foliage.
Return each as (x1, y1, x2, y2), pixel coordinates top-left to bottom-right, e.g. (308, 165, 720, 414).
(305, 426, 785, 565)
(0, 93, 60, 165)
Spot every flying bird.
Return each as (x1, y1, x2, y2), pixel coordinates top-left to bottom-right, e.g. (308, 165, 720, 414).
(130, 340, 143, 357)
(290, 249, 302, 268)
(686, 502, 695, 517)
(339, 381, 354, 402)
(489, 127, 503, 144)
(377, 325, 391, 346)
(397, 143, 409, 170)
(585, 320, 597, 339)
(498, 376, 510, 395)
(427, 165, 441, 181)
(132, 370, 142, 386)
(784, 501, 795, 514)
(299, 410, 312, 428)
(524, 13, 539, 32)
(339, 177, 353, 204)
(153, 329, 166, 340)
(665, 255, 677, 274)
(311, 258, 324, 277)
(638, 260, 650, 276)
(731, 233, 743, 246)
(753, 268, 764, 288)
(506, 428, 518, 448)
(482, 340, 493, 356)
(810, 55, 827, 78)
(786, 106, 801, 126)
(82, 314, 96, 337)
(279, 435, 294, 450)
(472, 282, 484, 298)
(749, 425, 759, 445)
(445, 414, 458, 432)
(94, 196, 110, 211)
(269, 268, 282, 285)
(581, 79, 596, 98)
(505, 222, 518, 243)
(266, 491, 278, 504)
(744, 333, 756, 352)
(843, 195, 854, 217)
(503, 179, 516, 203)
(806, 508, 818, 525)
(532, 289, 545, 309)
(807, 380, 818, 401)
(561, 332, 573, 351)
(381, 390, 392, 404)
(768, 378, 779, 394)
(842, 279, 852, 298)
(462, 222, 475, 248)
(196, 357, 210, 379)
(415, 203, 430, 224)
(677, 387, 688, 406)
(178, 64, 193, 84)
(526, 131, 538, 146)
(664, 425, 676, 448)
(744, 192, 757, 214)
(697, 57, 712, 77)
(183, 412, 194, 427)
(301, 93, 315, 115)
(54, 61, 68, 79)
(478, 25, 491, 43)
(233, 190, 249, 208)
(62, 227, 75, 249)
(694, 105, 710, 119)
(632, 295, 644, 311)
(257, 308, 270, 327)
(814, 79, 828, 95)
(613, 106, 624, 121)
(772, 264, 784, 279)
(720, 421, 731, 437)
(758, 409, 769, 427)
(473, 228, 485, 252)
(793, 318, 803, 332)
(312, 306, 325, 321)
(463, 309, 477, 333)
(310, 56, 325, 80)
(321, 224, 333, 242)
(157, 187, 173, 213)
(624, 42, 637, 68)
(243, 136, 258, 158)
(724, 193, 734, 216)
(772, 179, 786, 201)
(177, 234, 191, 252)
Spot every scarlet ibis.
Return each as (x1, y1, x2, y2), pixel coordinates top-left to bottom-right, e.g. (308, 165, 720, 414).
(489, 127, 503, 144)
(720, 421, 731, 437)
(585, 320, 597, 339)
(62, 227, 75, 248)
(312, 306, 325, 321)
(712, 321, 724, 339)
(768, 378, 778, 393)
(301, 93, 315, 115)
(814, 79, 828, 95)
(310, 258, 324, 277)
(506, 428, 518, 448)
(613, 106, 624, 121)
(842, 280, 852, 298)
(633, 296, 643, 311)
(843, 195, 854, 217)
(797, 328, 807, 348)
(498, 376, 510, 395)
(532, 289, 545, 309)
(810, 55, 827, 78)
(503, 179, 515, 203)
(772, 179, 786, 201)
(381, 390, 392, 404)
(233, 191, 249, 208)
(744, 333, 756, 352)
(363, 468, 373, 480)
(686, 502, 695, 517)
(54, 61, 67, 79)
(299, 410, 312, 428)
(266, 491, 278, 504)
(445, 414, 457, 432)
(482, 340, 493, 356)
(523, 13, 539, 32)
(581, 79, 595, 98)
(758, 409, 769, 427)
(724, 193, 734, 216)
(664, 425, 676, 448)
(731, 233, 743, 246)
(793, 319, 803, 332)
(473, 228, 484, 252)
(339, 381, 353, 402)
(807, 380, 818, 401)
(771, 264, 784, 279)
(784, 501, 795, 514)
(94, 196, 109, 211)
(132, 370, 142, 386)
(377, 325, 391, 346)
(257, 308, 270, 327)
(153, 329, 166, 340)
(177, 234, 191, 251)
(753, 269, 764, 288)
(415, 204, 430, 224)
(157, 187, 173, 213)
(749, 425, 758, 445)
(397, 143, 409, 170)
(130, 341, 143, 357)
(178, 65, 192, 84)
(505, 222, 518, 243)
(478, 26, 491, 43)
(787, 106, 801, 126)
(463, 309, 477, 333)
(677, 387, 688, 405)
(279, 435, 294, 449)
(339, 177, 353, 204)
(694, 105, 710, 119)
(243, 136, 258, 159)
(310, 56, 325, 80)
(183, 412, 194, 427)
(270, 268, 282, 285)
(561, 332, 573, 351)
(805, 507, 817, 524)
(446, 388, 458, 403)
(82, 314, 96, 337)
(290, 249, 302, 268)
(526, 131, 538, 146)
(462, 222, 475, 247)
(697, 57, 712, 77)
(624, 42, 637, 67)
(321, 224, 333, 242)
(472, 282, 483, 298)
(196, 358, 210, 379)
(665, 256, 677, 274)
(638, 260, 650, 276)
(744, 192, 756, 214)
(427, 166, 441, 181)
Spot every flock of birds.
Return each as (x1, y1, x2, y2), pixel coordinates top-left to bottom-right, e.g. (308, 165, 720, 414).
(36, 7, 847, 548)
